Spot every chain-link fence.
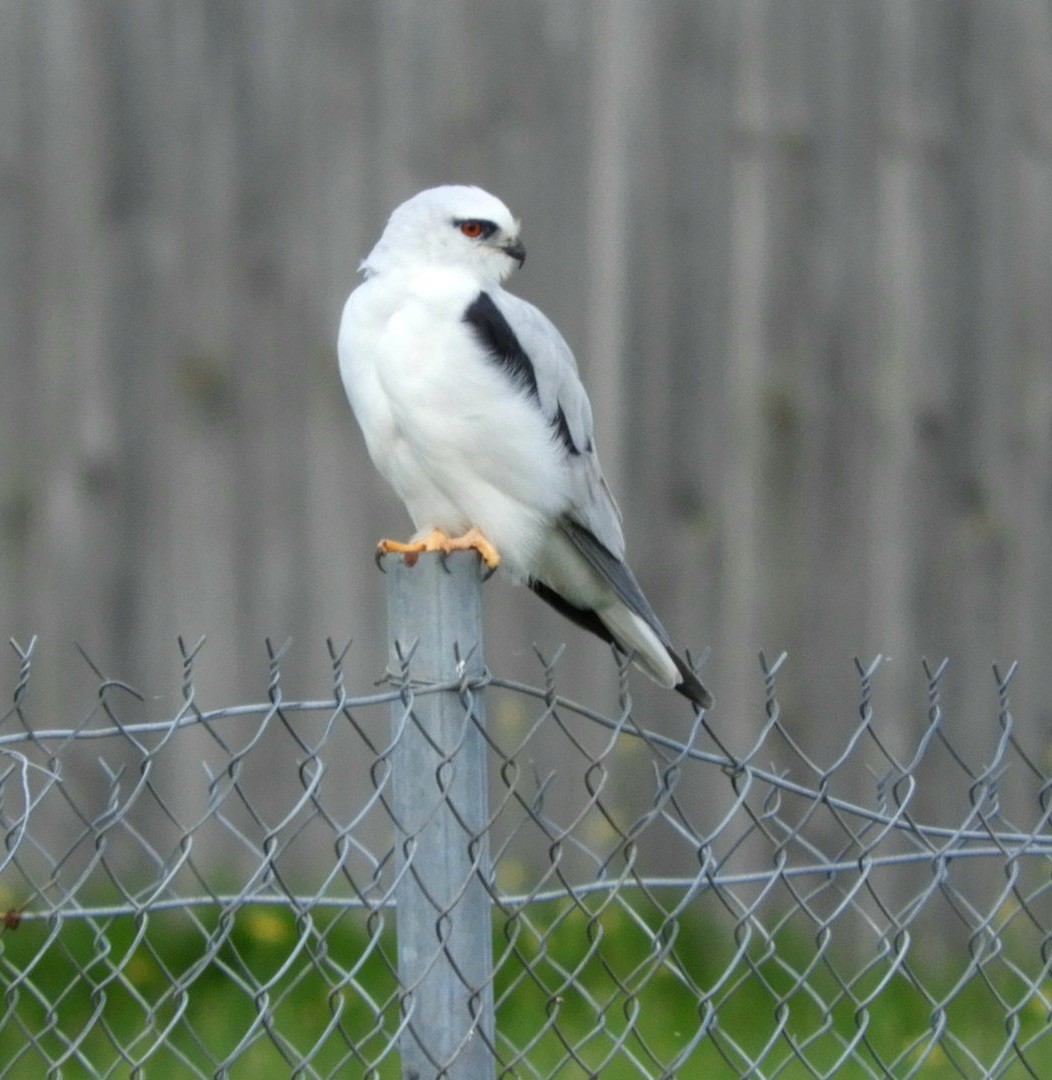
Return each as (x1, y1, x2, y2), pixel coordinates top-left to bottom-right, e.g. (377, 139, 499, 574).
(1, 553, 1050, 1078)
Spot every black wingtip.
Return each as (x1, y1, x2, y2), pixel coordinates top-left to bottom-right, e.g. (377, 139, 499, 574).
(676, 675, 714, 711)
(670, 652, 714, 710)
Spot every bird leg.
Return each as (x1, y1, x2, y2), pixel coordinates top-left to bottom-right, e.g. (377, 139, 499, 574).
(377, 527, 501, 569)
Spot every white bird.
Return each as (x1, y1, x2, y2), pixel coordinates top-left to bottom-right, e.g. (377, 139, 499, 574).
(338, 185, 712, 709)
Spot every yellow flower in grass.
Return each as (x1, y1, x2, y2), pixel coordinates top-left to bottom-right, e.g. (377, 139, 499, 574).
(245, 908, 291, 946)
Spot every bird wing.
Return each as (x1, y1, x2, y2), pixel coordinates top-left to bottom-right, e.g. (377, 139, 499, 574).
(464, 285, 710, 707)
(486, 290, 676, 647)
(486, 290, 626, 559)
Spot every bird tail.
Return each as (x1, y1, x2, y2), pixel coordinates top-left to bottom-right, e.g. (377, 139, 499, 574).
(598, 603, 713, 710)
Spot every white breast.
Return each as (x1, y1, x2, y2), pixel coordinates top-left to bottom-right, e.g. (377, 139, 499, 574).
(338, 269, 569, 578)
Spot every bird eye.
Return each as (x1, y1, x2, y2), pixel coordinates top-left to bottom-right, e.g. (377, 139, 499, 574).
(455, 219, 496, 240)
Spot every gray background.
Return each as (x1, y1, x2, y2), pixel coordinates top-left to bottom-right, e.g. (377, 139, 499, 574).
(3, 1, 1051, 770)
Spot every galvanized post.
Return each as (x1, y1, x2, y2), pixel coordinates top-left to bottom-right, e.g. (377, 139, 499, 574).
(385, 550, 495, 1080)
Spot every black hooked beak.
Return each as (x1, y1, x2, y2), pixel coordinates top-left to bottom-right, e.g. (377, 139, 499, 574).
(500, 236, 526, 268)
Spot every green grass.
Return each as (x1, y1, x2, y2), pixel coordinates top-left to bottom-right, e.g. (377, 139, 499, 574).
(1, 898, 1049, 1078)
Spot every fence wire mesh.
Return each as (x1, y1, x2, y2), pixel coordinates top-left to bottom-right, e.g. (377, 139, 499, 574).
(1, 609, 1051, 1076)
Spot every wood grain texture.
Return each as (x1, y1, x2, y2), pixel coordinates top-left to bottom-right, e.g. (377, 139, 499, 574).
(2, 2, 1050, 832)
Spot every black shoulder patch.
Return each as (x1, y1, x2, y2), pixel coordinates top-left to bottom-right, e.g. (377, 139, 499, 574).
(463, 292, 539, 401)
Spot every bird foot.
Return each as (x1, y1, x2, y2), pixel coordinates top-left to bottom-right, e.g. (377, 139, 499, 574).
(377, 527, 501, 570)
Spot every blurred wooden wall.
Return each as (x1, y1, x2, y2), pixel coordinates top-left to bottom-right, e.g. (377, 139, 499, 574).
(2, 1, 1051, 821)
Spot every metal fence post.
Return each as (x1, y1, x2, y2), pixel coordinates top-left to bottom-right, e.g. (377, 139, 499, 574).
(385, 550, 495, 1080)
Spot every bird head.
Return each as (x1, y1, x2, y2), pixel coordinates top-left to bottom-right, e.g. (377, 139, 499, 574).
(361, 185, 525, 285)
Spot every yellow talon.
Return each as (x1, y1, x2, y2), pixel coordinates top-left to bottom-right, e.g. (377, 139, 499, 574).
(377, 527, 501, 569)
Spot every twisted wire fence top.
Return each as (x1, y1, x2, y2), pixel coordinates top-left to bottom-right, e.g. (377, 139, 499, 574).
(1, 634, 1050, 1078)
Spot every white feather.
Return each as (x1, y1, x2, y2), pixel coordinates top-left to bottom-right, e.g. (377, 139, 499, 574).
(338, 185, 711, 707)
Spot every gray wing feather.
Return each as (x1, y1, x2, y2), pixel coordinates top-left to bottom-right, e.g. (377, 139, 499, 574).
(561, 521, 672, 645)
(489, 292, 714, 710)
(489, 290, 626, 559)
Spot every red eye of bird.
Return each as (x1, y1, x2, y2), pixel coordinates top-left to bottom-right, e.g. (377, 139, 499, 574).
(459, 221, 484, 239)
